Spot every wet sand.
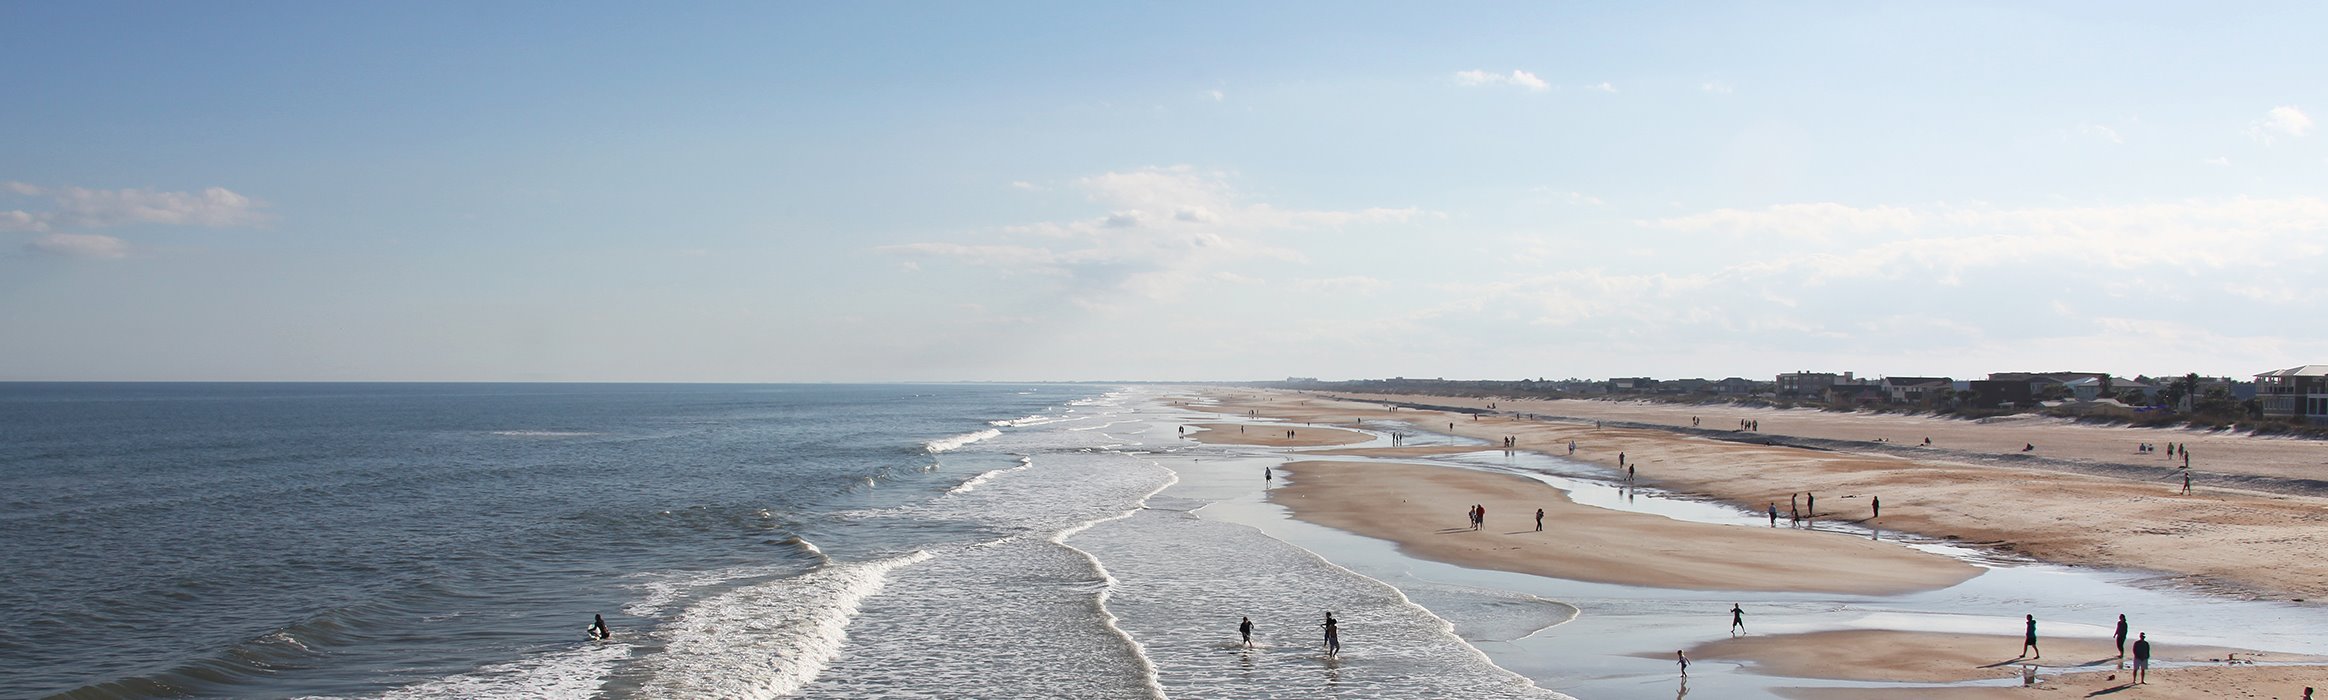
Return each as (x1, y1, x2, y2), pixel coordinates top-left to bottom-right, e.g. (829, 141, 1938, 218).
(1270, 460, 1981, 596)
(1182, 422, 1372, 447)
(1194, 388, 2328, 601)
(1688, 629, 2319, 684)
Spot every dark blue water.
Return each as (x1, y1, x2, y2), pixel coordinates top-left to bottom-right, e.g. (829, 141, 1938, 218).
(0, 383, 1087, 699)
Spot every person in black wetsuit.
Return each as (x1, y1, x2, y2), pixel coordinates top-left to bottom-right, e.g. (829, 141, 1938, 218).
(1239, 616, 1253, 648)
(590, 614, 610, 641)
(2114, 614, 2129, 660)
(1730, 604, 1746, 635)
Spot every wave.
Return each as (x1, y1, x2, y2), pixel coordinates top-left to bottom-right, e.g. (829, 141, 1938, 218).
(637, 550, 934, 700)
(946, 458, 1033, 495)
(487, 430, 599, 438)
(924, 429, 1001, 454)
(624, 537, 830, 618)
(989, 413, 1067, 428)
(374, 643, 629, 700)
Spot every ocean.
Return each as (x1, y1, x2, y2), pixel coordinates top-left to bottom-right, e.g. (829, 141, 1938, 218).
(0, 383, 1549, 699)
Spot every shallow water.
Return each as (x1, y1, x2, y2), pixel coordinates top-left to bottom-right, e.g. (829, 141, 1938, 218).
(1159, 407, 2328, 699)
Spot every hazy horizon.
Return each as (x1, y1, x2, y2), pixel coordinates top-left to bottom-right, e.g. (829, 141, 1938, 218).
(6, 2, 2325, 382)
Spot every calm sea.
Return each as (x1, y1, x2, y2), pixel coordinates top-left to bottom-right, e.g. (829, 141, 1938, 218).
(1, 383, 1550, 700)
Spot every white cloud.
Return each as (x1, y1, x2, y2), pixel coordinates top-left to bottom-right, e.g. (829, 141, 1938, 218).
(2248, 105, 2312, 143)
(2206, 156, 2232, 167)
(1642, 202, 1921, 241)
(1699, 82, 1733, 94)
(1207, 89, 1226, 102)
(2073, 123, 2124, 144)
(882, 166, 1423, 302)
(1586, 82, 1617, 93)
(1297, 276, 1388, 293)
(4, 182, 269, 229)
(1009, 180, 1041, 191)
(1454, 69, 1549, 92)
(26, 233, 129, 259)
(0, 209, 43, 232)
(1531, 188, 1604, 206)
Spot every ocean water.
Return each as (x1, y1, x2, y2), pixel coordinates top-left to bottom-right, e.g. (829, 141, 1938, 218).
(1, 383, 1549, 699)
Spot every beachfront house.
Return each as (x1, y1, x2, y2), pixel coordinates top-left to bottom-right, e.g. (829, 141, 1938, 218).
(2255, 365, 2328, 425)
(1881, 376, 1954, 404)
(1776, 371, 1849, 398)
(1714, 377, 1761, 396)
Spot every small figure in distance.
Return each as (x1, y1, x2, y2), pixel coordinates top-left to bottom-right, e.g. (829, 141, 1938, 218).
(1239, 616, 1253, 648)
(2114, 613, 2129, 661)
(589, 613, 610, 641)
(1320, 612, 1341, 656)
(2021, 614, 2040, 659)
(1676, 650, 1689, 676)
(1729, 604, 1745, 636)
(1535, 507, 1545, 532)
(2130, 632, 2151, 684)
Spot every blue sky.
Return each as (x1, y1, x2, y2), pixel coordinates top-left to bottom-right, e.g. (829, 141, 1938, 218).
(4, 2, 2325, 381)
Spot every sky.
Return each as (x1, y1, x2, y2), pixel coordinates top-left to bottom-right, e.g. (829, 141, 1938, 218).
(4, 1, 2326, 382)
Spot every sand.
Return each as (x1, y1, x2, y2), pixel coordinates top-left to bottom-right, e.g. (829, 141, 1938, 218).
(1687, 630, 2318, 684)
(1194, 388, 2328, 602)
(1181, 422, 1372, 447)
(1270, 460, 1981, 596)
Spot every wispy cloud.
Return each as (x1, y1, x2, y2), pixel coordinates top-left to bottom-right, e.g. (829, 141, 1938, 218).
(2073, 123, 2124, 144)
(1207, 89, 1226, 102)
(2248, 105, 2312, 143)
(3, 182, 270, 229)
(1586, 82, 1618, 93)
(1454, 69, 1549, 91)
(1642, 202, 1921, 241)
(883, 166, 1423, 303)
(26, 233, 130, 259)
(1699, 82, 1733, 94)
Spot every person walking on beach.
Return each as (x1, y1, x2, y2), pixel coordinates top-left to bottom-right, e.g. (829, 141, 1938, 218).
(1806, 493, 1815, 517)
(1871, 496, 1880, 520)
(1676, 650, 1689, 676)
(1239, 616, 1254, 648)
(1477, 504, 1486, 530)
(1321, 612, 1341, 656)
(2130, 632, 2151, 684)
(1535, 508, 1545, 532)
(1729, 604, 1746, 635)
(2114, 614, 2129, 660)
(2021, 614, 2040, 659)
(1618, 452, 1627, 468)
(2181, 472, 2192, 495)
(1768, 503, 1778, 527)
(1265, 468, 1273, 483)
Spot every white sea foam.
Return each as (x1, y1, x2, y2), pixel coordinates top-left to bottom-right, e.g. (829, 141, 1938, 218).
(365, 642, 629, 700)
(637, 551, 933, 700)
(945, 457, 1032, 495)
(923, 428, 1001, 453)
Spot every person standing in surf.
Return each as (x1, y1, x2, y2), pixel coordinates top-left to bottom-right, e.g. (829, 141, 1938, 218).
(1729, 604, 1746, 635)
(1239, 616, 1253, 648)
(1321, 612, 1341, 656)
(589, 614, 610, 641)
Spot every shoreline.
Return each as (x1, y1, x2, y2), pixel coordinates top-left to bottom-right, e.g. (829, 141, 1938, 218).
(1190, 388, 2328, 603)
(1266, 459, 1981, 596)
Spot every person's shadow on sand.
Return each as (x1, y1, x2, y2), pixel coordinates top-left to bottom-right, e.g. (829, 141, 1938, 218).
(1435, 527, 1472, 534)
(2086, 683, 2137, 696)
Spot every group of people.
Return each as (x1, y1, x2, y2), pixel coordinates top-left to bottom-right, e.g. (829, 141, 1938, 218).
(1466, 503, 1487, 530)
(2023, 613, 2155, 684)
(1236, 613, 1340, 656)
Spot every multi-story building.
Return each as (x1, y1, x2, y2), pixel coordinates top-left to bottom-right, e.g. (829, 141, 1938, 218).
(2255, 365, 2328, 424)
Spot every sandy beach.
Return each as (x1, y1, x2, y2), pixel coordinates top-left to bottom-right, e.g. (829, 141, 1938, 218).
(1192, 388, 2328, 601)
(1179, 386, 2328, 697)
(1266, 460, 1980, 596)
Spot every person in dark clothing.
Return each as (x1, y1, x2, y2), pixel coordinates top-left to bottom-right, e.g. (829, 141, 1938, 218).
(1535, 508, 1545, 532)
(2020, 614, 2040, 659)
(2131, 632, 2151, 683)
(590, 614, 610, 641)
(1729, 604, 1745, 635)
(1239, 616, 1253, 648)
(1871, 496, 1880, 519)
(2114, 614, 2129, 659)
